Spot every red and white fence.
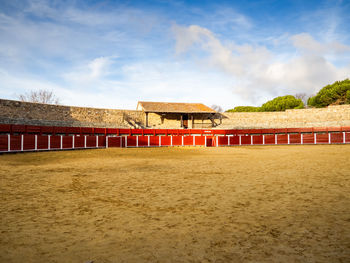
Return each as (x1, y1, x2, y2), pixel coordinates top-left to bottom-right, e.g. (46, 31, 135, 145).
(1, 132, 349, 153)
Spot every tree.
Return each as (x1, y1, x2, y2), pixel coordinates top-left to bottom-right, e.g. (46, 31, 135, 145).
(211, 104, 223, 113)
(18, 89, 61, 105)
(226, 106, 260, 112)
(294, 93, 309, 105)
(307, 79, 350, 107)
(260, 95, 304, 111)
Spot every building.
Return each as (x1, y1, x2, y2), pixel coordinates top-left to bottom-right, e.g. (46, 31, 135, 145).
(137, 101, 221, 128)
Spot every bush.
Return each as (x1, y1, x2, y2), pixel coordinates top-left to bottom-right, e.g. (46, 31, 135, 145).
(260, 95, 304, 111)
(307, 79, 350, 107)
(226, 106, 261, 112)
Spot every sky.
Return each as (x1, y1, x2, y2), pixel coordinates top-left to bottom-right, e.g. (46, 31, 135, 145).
(0, 0, 350, 110)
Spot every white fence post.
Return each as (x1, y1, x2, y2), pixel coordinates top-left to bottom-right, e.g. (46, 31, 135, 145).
(239, 135, 241, 146)
(217, 136, 219, 147)
(84, 135, 87, 148)
(251, 135, 253, 145)
(72, 135, 75, 149)
(21, 134, 24, 151)
(60, 135, 63, 149)
(328, 133, 331, 144)
(314, 133, 317, 144)
(193, 135, 195, 146)
(8, 134, 10, 152)
(275, 134, 277, 145)
(263, 135, 265, 145)
(96, 136, 99, 148)
(125, 136, 128, 148)
(171, 136, 173, 146)
(182, 136, 184, 146)
(35, 135, 38, 151)
(106, 136, 109, 148)
(159, 136, 161, 147)
(148, 136, 150, 147)
(228, 136, 231, 146)
(343, 132, 346, 144)
(136, 136, 139, 147)
(205, 136, 207, 147)
(48, 135, 51, 150)
(288, 134, 290, 144)
(301, 134, 303, 144)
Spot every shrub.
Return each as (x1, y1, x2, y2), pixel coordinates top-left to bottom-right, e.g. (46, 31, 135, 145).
(226, 106, 261, 112)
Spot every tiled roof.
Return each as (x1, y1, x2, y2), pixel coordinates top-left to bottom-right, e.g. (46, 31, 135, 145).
(137, 101, 216, 113)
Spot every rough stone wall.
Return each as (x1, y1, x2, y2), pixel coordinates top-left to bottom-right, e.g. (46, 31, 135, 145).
(220, 105, 350, 128)
(1, 99, 350, 129)
(0, 99, 144, 128)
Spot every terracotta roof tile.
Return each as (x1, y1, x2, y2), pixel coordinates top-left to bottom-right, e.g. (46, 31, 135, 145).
(137, 101, 216, 113)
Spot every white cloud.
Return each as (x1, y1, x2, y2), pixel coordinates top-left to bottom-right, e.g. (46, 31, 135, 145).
(173, 24, 350, 104)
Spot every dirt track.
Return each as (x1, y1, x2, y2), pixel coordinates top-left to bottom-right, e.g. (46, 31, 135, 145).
(0, 145, 350, 262)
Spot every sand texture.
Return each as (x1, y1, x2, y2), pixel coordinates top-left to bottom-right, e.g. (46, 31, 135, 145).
(0, 145, 350, 262)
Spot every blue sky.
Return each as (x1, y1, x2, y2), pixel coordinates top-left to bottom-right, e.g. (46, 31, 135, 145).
(1, 0, 350, 109)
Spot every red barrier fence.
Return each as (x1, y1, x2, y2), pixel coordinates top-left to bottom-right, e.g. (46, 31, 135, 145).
(1, 124, 350, 136)
(1, 132, 349, 153)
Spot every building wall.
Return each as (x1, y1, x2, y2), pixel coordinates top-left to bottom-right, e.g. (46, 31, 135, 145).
(1, 99, 350, 129)
(220, 105, 350, 128)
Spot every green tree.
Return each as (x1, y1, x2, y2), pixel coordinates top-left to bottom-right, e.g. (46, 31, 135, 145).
(260, 95, 304, 111)
(226, 106, 261, 112)
(307, 79, 350, 107)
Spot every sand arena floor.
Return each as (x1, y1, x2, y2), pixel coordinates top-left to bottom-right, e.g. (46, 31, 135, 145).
(0, 145, 350, 263)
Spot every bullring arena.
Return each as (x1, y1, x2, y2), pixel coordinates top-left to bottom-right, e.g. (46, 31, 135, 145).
(1, 99, 350, 262)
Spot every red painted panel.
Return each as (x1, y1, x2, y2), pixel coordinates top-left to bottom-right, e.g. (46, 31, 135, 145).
(316, 133, 328, 144)
(346, 132, 350, 143)
(155, 129, 167, 135)
(94, 128, 105, 134)
(331, 133, 343, 143)
(137, 136, 148, 146)
(342, 127, 350, 132)
(81, 127, 93, 134)
(86, 136, 97, 147)
(328, 127, 341, 132)
(229, 136, 240, 145)
(183, 136, 194, 146)
(289, 134, 301, 144)
(0, 124, 11, 133)
(314, 127, 327, 133)
(302, 134, 314, 144)
(172, 136, 182, 146)
(0, 135, 8, 151)
(62, 136, 73, 149)
(287, 128, 300, 133)
(37, 136, 48, 149)
(10, 135, 21, 151)
(264, 135, 275, 144)
(97, 136, 106, 147)
(41, 126, 54, 134)
(50, 136, 61, 149)
(275, 128, 287, 134)
(195, 136, 205, 146)
(12, 125, 26, 133)
(299, 128, 313, 133)
(25, 126, 40, 134)
(240, 135, 251, 145)
(206, 137, 213, 147)
(54, 126, 66, 134)
(66, 127, 80, 134)
(252, 135, 263, 145)
(23, 135, 35, 150)
(262, 129, 275, 134)
(149, 136, 160, 146)
(218, 136, 228, 146)
(160, 136, 171, 146)
(106, 128, 118, 135)
(277, 134, 288, 144)
(74, 136, 84, 148)
(126, 136, 137, 147)
(108, 137, 121, 147)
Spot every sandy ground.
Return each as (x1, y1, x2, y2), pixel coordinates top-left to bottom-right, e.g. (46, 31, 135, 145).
(0, 145, 350, 263)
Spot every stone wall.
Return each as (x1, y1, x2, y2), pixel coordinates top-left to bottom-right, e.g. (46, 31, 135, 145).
(1, 99, 350, 129)
(0, 99, 144, 128)
(220, 105, 350, 129)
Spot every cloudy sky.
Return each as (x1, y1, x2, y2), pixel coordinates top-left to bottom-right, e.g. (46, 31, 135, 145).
(1, 0, 350, 110)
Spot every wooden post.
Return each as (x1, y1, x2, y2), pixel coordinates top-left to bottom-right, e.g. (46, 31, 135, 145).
(180, 114, 183, 128)
(145, 112, 149, 127)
